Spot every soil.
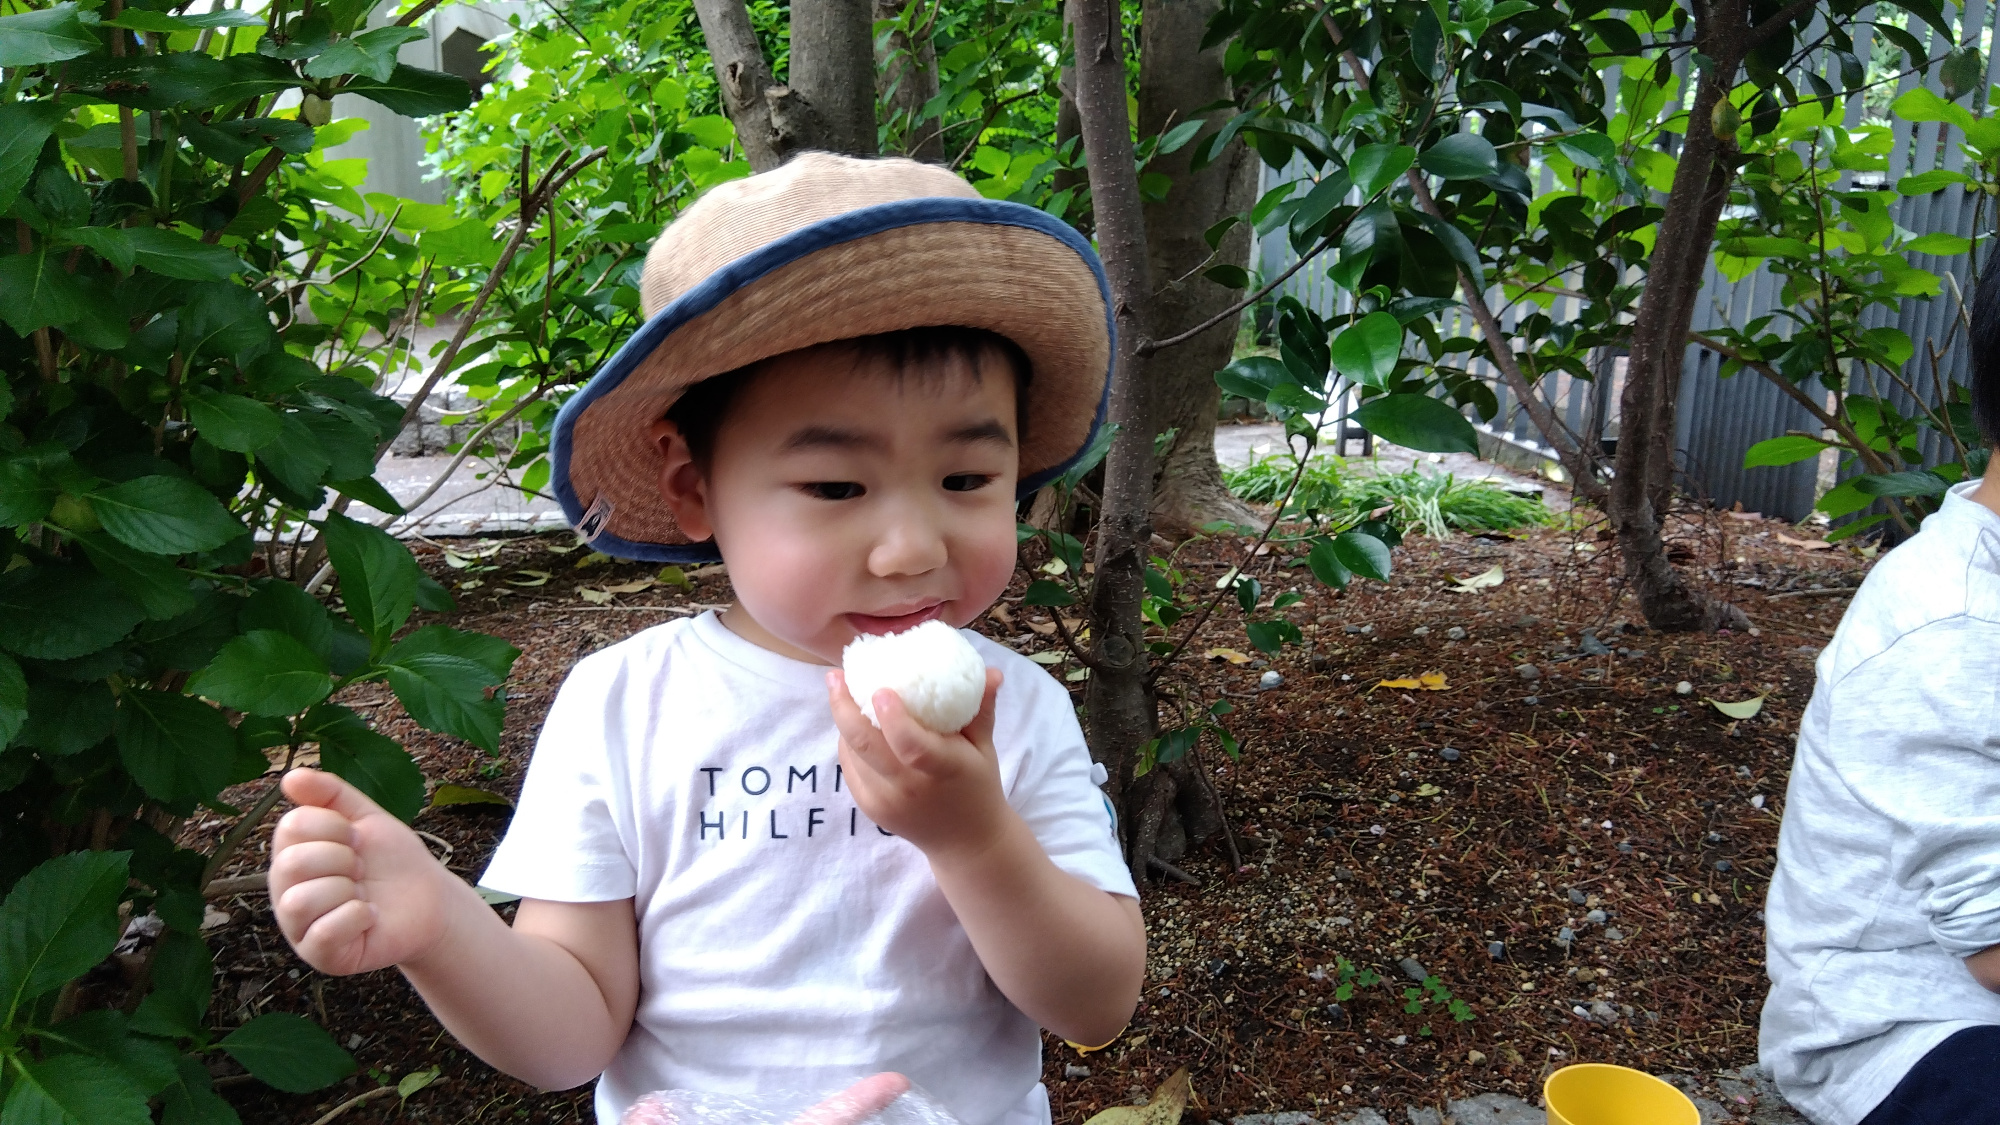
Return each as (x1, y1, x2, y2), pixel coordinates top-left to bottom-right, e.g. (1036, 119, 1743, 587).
(179, 502, 1872, 1124)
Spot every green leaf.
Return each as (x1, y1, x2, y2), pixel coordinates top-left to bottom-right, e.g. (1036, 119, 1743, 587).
(0, 244, 88, 337)
(1215, 355, 1290, 402)
(1815, 477, 1875, 518)
(186, 631, 334, 717)
(1743, 435, 1830, 468)
(1349, 143, 1417, 198)
(303, 703, 426, 822)
(1906, 232, 1972, 256)
(1824, 510, 1892, 542)
(115, 688, 237, 803)
(391, 624, 519, 682)
(219, 1013, 356, 1093)
(63, 226, 136, 273)
(1943, 46, 1986, 101)
(125, 228, 249, 282)
(1419, 133, 1499, 179)
(255, 414, 332, 505)
(1555, 130, 1617, 171)
(1414, 211, 1485, 289)
(304, 25, 427, 82)
(18, 679, 115, 757)
(0, 850, 131, 1022)
(0, 444, 68, 527)
(1331, 530, 1393, 580)
(381, 641, 505, 753)
(1892, 87, 1975, 132)
(0, 1054, 153, 1125)
(1305, 537, 1351, 589)
(0, 564, 145, 660)
(1351, 394, 1479, 454)
(186, 391, 283, 453)
(417, 218, 504, 269)
(343, 64, 474, 117)
(104, 6, 264, 30)
(238, 580, 335, 660)
(429, 783, 513, 809)
(90, 475, 247, 555)
(0, 4, 101, 67)
(0, 653, 24, 747)
(1851, 469, 1950, 498)
(129, 929, 213, 1040)
(1898, 169, 1976, 194)
(76, 533, 199, 620)
(0, 101, 67, 212)
(332, 475, 407, 517)
(319, 511, 422, 644)
(182, 116, 317, 164)
(160, 1054, 242, 1125)
(1022, 579, 1077, 607)
(1329, 312, 1403, 388)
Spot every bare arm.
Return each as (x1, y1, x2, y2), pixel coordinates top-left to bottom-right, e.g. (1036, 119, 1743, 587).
(928, 813, 1144, 1047)
(1968, 944, 2000, 992)
(270, 770, 639, 1090)
(826, 672, 1145, 1048)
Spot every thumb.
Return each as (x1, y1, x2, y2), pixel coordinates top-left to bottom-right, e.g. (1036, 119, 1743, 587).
(281, 768, 389, 822)
(961, 667, 1004, 748)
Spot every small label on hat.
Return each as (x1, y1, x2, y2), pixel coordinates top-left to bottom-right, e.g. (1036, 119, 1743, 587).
(577, 495, 615, 540)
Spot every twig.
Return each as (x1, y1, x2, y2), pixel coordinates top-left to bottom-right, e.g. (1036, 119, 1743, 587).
(1765, 586, 1854, 599)
(205, 870, 269, 897)
(1148, 855, 1199, 884)
(1137, 226, 1343, 356)
(1190, 744, 1244, 873)
(380, 382, 553, 528)
(200, 781, 288, 893)
(307, 1085, 400, 1125)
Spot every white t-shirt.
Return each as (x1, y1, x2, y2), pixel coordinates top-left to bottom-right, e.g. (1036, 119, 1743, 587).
(480, 611, 1138, 1125)
(1761, 482, 2000, 1125)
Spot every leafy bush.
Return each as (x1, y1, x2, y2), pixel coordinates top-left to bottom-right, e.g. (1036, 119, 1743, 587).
(0, 0, 523, 1116)
(1223, 455, 1549, 538)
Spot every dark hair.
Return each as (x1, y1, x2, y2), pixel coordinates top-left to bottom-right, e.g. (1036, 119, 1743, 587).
(1973, 264, 2000, 448)
(664, 325, 1033, 467)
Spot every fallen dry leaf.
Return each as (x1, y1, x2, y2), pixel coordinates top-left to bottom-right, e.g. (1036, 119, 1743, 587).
(1726, 510, 1764, 522)
(1375, 672, 1447, 691)
(1204, 647, 1254, 664)
(1450, 565, 1504, 593)
(988, 603, 1015, 627)
(1028, 620, 1058, 635)
(1080, 1068, 1189, 1125)
(577, 588, 613, 605)
(1776, 532, 1832, 551)
(603, 578, 655, 594)
(1708, 695, 1766, 719)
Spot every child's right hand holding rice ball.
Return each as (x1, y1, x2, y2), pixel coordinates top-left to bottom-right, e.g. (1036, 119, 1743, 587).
(828, 622, 1007, 861)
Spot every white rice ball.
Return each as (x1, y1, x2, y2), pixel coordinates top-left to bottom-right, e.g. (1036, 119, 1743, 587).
(842, 619, 987, 732)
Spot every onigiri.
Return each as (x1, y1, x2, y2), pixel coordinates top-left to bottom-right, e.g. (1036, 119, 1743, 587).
(842, 619, 987, 732)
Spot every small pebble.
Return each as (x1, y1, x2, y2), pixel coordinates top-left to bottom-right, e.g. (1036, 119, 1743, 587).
(1487, 941, 1506, 960)
(1398, 957, 1428, 982)
(1325, 1003, 1347, 1024)
(1446, 626, 1467, 640)
(1590, 1000, 1620, 1023)
(1412, 626, 1432, 636)
(1557, 926, 1576, 945)
(1334, 867, 1354, 881)
(1467, 1050, 1488, 1065)
(1369, 824, 1385, 836)
(1065, 1065, 1092, 1079)
(1390, 1035, 1409, 1046)
(346, 1033, 365, 1050)
(1515, 663, 1542, 680)
(1707, 831, 1725, 843)
(1586, 909, 1608, 924)
(1675, 680, 1694, 695)
(1751, 794, 1766, 809)
(1604, 927, 1625, 941)
(1715, 860, 1734, 873)
(1580, 635, 1613, 656)
(1568, 888, 1588, 904)
(1439, 747, 1461, 762)
(1624, 648, 1648, 659)
(1208, 959, 1228, 977)
(1617, 842, 1634, 854)
(1258, 670, 1283, 690)
(1523, 695, 1540, 706)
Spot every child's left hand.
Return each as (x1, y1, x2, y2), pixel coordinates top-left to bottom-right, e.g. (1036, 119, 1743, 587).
(827, 665, 1009, 862)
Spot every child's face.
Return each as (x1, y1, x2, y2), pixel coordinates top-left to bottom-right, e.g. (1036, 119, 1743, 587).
(653, 345, 1022, 665)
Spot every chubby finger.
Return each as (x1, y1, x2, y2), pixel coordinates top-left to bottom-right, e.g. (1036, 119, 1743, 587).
(961, 667, 1003, 748)
(272, 805, 356, 852)
(292, 897, 377, 972)
(281, 768, 389, 823)
(868, 688, 945, 769)
(275, 875, 361, 944)
(271, 839, 360, 886)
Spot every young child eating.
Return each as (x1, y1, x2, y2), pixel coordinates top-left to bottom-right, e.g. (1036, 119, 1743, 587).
(267, 153, 1144, 1125)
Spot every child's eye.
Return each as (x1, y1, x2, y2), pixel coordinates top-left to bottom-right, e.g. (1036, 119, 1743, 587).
(942, 474, 995, 493)
(801, 482, 865, 501)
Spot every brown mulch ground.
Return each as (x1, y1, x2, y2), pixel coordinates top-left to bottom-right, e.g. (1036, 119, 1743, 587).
(180, 501, 1872, 1124)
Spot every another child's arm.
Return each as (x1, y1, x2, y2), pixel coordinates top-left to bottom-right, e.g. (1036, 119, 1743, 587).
(1969, 945, 2000, 991)
(829, 670, 1145, 1049)
(269, 769, 639, 1090)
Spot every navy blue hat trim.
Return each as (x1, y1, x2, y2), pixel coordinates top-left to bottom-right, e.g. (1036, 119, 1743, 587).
(550, 196, 1114, 564)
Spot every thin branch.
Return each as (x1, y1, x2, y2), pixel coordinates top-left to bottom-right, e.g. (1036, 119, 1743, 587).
(1137, 225, 1343, 355)
(380, 381, 553, 527)
(1744, 0, 1824, 53)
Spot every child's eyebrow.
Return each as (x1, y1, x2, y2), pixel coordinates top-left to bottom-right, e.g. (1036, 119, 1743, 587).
(944, 419, 1015, 448)
(779, 425, 881, 452)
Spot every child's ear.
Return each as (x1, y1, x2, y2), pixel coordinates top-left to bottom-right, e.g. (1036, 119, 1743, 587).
(649, 418, 715, 543)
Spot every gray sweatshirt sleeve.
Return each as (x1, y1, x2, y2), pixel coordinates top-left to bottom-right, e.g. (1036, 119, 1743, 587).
(1824, 617, 2000, 959)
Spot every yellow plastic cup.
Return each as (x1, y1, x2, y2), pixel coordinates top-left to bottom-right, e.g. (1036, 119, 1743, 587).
(1543, 1064, 1700, 1125)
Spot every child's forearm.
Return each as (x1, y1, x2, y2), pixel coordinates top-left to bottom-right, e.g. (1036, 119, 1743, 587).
(398, 878, 640, 1090)
(928, 812, 1145, 1047)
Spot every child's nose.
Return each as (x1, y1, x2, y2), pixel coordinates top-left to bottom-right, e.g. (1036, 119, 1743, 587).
(867, 506, 947, 577)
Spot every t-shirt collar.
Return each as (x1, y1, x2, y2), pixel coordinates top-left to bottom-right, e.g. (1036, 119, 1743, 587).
(687, 609, 832, 693)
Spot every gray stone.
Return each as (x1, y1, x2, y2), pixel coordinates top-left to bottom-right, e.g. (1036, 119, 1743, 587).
(1331, 1112, 1389, 1125)
(1397, 957, 1428, 982)
(1412, 626, 1431, 636)
(1446, 626, 1467, 641)
(1487, 940, 1506, 960)
(1439, 747, 1461, 762)
(1444, 1094, 1542, 1125)
(1589, 999, 1620, 1023)
(1405, 1109, 1441, 1125)
(1586, 909, 1608, 924)
(1557, 926, 1576, 946)
(1063, 1065, 1090, 1079)
(1231, 1114, 1318, 1125)
(1604, 927, 1625, 941)
(1694, 1097, 1731, 1124)
(1259, 670, 1284, 690)
(1515, 663, 1542, 680)
(1523, 695, 1539, 705)
(1581, 635, 1613, 656)
(1716, 860, 1734, 873)
(1568, 888, 1588, 904)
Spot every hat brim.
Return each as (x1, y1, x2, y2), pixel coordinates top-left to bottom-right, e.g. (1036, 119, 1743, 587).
(551, 197, 1114, 563)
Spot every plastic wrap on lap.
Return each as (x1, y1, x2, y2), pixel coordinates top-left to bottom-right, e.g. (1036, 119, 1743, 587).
(619, 1074, 965, 1125)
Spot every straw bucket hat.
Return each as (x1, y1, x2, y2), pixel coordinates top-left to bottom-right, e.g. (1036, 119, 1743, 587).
(550, 152, 1114, 562)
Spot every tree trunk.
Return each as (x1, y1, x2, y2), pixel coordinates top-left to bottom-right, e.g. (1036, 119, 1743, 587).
(1069, 0, 1164, 890)
(1138, 0, 1260, 539)
(791, 0, 879, 156)
(693, 0, 877, 172)
(874, 0, 943, 162)
(1607, 7, 1751, 633)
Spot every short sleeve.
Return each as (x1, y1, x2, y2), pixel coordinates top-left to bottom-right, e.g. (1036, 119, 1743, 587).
(480, 649, 638, 902)
(1825, 619, 2000, 957)
(998, 656, 1139, 901)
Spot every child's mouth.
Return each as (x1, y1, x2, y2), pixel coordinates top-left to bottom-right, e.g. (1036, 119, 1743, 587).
(846, 603, 945, 635)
